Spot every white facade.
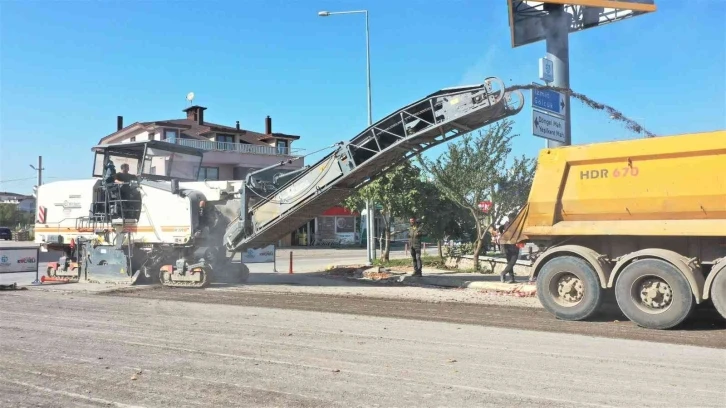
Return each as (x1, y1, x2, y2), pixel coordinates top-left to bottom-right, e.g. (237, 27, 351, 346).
(101, 106, 305, 183)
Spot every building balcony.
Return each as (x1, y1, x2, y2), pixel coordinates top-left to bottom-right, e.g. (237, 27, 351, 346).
(165, 137, 303, 157)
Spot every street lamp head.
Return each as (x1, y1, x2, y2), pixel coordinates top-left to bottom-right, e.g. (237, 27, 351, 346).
(29, 165, 36, 170)
(318, 11, 330, 17)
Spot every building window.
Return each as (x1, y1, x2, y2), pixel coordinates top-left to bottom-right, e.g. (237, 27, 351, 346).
(163, 129, 178, 141)
(216, 134, 235, 151)
(276, 139, 288, 155)
(216, 134, 234, 143)
(198, 167, 219, 181)
(130, 136, 136, 142)
(335, 217, 355, 233)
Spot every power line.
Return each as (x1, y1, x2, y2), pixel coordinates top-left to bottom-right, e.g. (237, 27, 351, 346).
(0, 176, 36, 183)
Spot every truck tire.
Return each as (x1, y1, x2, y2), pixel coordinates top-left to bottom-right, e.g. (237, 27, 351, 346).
(536, 256, 603, 321)
(614, 259, 694, 329)
(709, 270, 726, 320)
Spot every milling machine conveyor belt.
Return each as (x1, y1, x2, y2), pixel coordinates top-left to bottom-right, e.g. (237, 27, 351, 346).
(224, 77, 525, 251)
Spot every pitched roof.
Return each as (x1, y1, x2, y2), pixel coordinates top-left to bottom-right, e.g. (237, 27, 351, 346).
(138, 119, 270, 145)
(258, 132, 301, 141)
(98, 115, 300, 146)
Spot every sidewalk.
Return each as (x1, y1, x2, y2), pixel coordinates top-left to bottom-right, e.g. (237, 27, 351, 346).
(325, 264, 538, 297)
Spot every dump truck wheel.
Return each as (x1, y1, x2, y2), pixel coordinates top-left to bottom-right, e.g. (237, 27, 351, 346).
(536, 256, 603, 321)
(709, 270, 726, 320)
(615, 259, 694, 330)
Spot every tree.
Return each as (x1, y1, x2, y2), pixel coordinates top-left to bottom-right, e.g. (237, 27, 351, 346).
(414, 180, 475, 262)
(343, 161, 423, 262)
(0, 204, 19, 227)
(418, 119, 536, 270)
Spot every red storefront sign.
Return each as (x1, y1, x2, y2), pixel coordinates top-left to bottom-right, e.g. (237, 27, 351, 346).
(321, 206, 359, 216)
(478, 201, 492, 213)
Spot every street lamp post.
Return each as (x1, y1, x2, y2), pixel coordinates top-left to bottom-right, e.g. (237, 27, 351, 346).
(30, 156, 43, 187)
(319, 9, 376, 265)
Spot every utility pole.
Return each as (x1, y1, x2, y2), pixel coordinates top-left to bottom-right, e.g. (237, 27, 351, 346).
(30, 156, 44, 191)
(37, 156, 43, 186)
(544, 4, 571, 148)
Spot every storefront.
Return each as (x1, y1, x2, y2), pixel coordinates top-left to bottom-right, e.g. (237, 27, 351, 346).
(312, 206, 359, 245)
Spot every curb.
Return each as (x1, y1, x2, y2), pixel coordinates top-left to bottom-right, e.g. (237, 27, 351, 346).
(401, 275, 537, 296)
(324, 266, 537, 297)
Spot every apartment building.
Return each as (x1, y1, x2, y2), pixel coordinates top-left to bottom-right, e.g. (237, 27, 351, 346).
(97, 104, 361, 247)
(98, 105, 303, 182)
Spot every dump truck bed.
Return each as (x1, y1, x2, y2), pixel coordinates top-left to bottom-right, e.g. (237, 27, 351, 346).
(508, 130, 726, 241)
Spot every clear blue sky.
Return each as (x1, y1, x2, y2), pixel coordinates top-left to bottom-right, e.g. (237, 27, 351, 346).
(1, 0, 724, 195)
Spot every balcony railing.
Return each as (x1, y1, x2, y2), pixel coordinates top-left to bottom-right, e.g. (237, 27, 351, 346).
(164, 137, 302, 156)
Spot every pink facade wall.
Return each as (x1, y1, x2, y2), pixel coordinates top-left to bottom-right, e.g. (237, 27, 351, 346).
(200, 151, 304, 169)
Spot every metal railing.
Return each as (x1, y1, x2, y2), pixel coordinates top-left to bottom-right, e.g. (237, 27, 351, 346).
(164, 137, 302, 157)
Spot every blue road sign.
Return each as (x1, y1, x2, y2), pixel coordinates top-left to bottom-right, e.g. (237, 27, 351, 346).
(532, 87, 566, 117)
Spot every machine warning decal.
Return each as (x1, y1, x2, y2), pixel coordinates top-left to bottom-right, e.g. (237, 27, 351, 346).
(580, 166, 640, 180)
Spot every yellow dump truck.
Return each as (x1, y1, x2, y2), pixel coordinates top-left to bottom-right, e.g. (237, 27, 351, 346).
(502, 130, 726, 329)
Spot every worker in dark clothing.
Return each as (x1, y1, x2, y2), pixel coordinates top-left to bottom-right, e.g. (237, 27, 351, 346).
(408, 217, 426, 277)
(498, 212, 519, 283)
(114, 163, 137, 184)
(113, 163, 139, 219)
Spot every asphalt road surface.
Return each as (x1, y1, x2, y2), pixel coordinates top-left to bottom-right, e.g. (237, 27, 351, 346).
(1, 289, 724, 407)
(111, 288, 726, 349)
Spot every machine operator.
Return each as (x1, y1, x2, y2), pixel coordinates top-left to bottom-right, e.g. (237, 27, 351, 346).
(114, 163, 138, 184)
(113, 163, 139, 219)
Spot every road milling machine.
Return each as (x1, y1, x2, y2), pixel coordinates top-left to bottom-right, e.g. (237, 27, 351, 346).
(35, 77, 524, 288)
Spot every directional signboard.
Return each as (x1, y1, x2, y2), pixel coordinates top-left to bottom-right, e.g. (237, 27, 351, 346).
(532, 110, 566, 143)
(532, 87, 566, 117)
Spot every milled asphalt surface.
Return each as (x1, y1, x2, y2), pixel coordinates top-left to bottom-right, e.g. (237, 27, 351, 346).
(2, 290, 725, 408)
(111, 286, 726, 349)
(3, 244, 726, 406)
